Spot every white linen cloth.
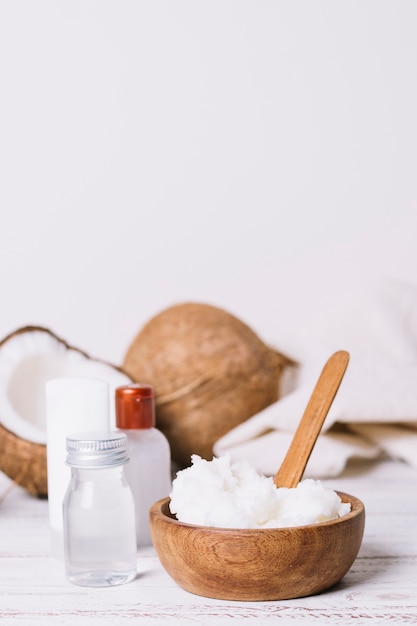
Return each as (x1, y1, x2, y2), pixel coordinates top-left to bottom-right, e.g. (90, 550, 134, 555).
(214, 277, 417, 478)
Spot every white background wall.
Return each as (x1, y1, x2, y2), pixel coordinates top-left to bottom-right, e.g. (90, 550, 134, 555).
(1, 1, 416, 366)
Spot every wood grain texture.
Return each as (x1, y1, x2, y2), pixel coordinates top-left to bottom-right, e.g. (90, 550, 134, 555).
(149, 491, 364, 601)
(0, 458, 416, 625)
(274, 350, 350, 488)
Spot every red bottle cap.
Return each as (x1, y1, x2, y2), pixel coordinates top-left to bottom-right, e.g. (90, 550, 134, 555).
(115, 384, 155, 429)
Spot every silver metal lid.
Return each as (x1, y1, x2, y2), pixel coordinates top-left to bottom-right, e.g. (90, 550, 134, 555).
(65, 431, 128, 468)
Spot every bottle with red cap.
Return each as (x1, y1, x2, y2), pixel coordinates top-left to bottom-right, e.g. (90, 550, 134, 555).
(115, 384, 172, 547)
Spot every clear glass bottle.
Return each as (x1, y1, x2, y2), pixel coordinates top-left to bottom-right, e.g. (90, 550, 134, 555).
(115, 384, 172, 547)
(45, 377, 110, 559)
(63, 431, 137, 587)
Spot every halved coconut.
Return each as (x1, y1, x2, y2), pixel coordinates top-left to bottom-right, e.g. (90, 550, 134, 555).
(0, 326, 132, 497)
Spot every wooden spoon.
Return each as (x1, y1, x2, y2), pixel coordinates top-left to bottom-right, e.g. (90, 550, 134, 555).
(274, 350, 350, 489)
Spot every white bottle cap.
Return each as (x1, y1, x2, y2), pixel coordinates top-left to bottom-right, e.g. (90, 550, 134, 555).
(46, 378, 110, 559)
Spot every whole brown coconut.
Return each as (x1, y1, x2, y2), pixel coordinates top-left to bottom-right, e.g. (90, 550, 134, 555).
(123, 303, 295, 466)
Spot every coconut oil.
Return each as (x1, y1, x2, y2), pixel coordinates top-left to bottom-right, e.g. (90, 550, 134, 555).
(46, 378, 110, 559)
(115, 384, 172, 547)
(63, 431, 137, 587)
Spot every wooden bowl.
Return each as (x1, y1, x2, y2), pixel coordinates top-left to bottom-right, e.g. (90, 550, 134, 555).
(149, 492, 365, 601)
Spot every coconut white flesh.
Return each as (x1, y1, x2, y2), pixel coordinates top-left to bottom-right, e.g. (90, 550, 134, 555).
(0, 330, 131, 444)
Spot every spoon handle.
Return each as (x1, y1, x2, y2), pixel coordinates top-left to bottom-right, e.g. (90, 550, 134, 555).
(273, 350, 350, 489)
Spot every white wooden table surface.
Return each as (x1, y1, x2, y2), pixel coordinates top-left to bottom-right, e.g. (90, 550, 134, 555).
(1, 458, 416, 625)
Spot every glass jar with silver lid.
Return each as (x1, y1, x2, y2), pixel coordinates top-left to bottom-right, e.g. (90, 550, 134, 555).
(63, 431, 137, 587)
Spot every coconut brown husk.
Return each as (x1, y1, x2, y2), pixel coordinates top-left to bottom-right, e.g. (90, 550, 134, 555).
(0, 424, 47, 497)
(123, 302, 296, 466)
(0, 325, 131, 498)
